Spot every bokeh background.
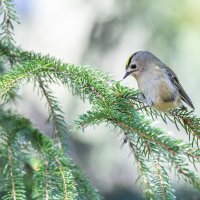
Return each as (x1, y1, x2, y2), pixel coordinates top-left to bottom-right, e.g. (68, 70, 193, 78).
(13, 0, 200, 199)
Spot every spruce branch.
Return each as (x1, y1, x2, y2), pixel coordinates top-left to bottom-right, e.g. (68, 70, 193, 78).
(32, 154, 77, 200)
(130, 142, 158, 200)
(54, 156, 68, 199)
(0, 43, 200, 198)
(36, 76, 70, 152)
(135, 99, 200, 145)
(7, 144, 17, 200)
(3, 2, 200, 199)
(0, 0, 19, 44)
(170, 153, 200, 191)
(154, 156, 175, 200)
(0, 44, 198, 159)
(44, 161, 49, 200)
(169, 109, 200, 143)
(148, 107, 200, 145)
(0, 128, 26, 200)
(76, 108, 200, 194)
(77, 102, 200, 161)
(130, 141, 176, 200)
(112, 83, 200, 145)
(0, 1, 19, 99)
(0, 109, 102, 200)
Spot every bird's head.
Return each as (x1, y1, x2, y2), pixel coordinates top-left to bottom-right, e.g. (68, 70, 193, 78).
(123, 51, 157, 79)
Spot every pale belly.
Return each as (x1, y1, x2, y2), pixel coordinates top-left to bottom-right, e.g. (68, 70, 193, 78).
(153, 99, 182, 112)
(137, 76, 182, 112)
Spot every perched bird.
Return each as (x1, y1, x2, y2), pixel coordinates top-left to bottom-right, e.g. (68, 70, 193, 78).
(123, 51, 194, 112)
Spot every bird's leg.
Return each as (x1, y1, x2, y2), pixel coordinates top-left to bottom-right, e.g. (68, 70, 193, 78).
(137, 92, 146, 103)
(124, 91, 152, 111)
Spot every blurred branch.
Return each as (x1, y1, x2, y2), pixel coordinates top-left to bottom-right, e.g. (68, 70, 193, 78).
(0, 0, 19, 44)
(0, 109, 102, 199)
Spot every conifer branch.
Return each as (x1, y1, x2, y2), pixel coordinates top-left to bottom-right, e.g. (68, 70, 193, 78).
(55, 156, 68, 200)
(44, 161, 49, 200)
(0, 42, 199, 199)
(171, 154, 200, 191)
(169, 109, 200, 142)
(0, 127, 26, 200)
(134, 102, 200, 144)
(8, 144, 17, 200)
(37, 76, 69, 152)
(156, 160, 167, 200)
(0, 0, 19, 44)
(130, 142, 157, 199)
(154, 156, 175, 200)
(0, 44, 198, 159)
(0, 109, 101, 199)
(113, 83, 200, 145)
(77, 108, 200, 161)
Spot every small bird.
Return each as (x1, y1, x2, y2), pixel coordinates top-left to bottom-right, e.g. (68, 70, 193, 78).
(123, 51, 194, 112)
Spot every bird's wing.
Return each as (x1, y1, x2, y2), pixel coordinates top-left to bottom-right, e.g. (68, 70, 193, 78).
(160, 64, 195, 109)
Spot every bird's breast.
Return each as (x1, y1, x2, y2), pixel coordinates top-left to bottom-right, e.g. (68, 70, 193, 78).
(136, 73, 181, 111)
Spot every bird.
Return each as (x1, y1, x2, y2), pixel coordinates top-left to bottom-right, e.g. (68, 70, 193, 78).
(123, 51, 194, 112)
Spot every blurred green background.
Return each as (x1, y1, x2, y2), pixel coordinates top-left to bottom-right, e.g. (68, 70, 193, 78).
(13, 0, 200, 199)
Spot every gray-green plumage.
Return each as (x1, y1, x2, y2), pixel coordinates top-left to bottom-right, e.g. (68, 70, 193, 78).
(124, 51, 194, 111)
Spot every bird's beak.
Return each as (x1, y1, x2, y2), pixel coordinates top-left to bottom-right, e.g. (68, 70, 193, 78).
(123, 71, 131, 79)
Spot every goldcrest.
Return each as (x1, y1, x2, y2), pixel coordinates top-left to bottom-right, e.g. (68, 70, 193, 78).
(123, 51, 194, 112)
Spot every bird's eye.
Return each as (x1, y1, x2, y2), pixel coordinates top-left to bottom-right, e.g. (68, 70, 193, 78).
(130, 64, 137, 69)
